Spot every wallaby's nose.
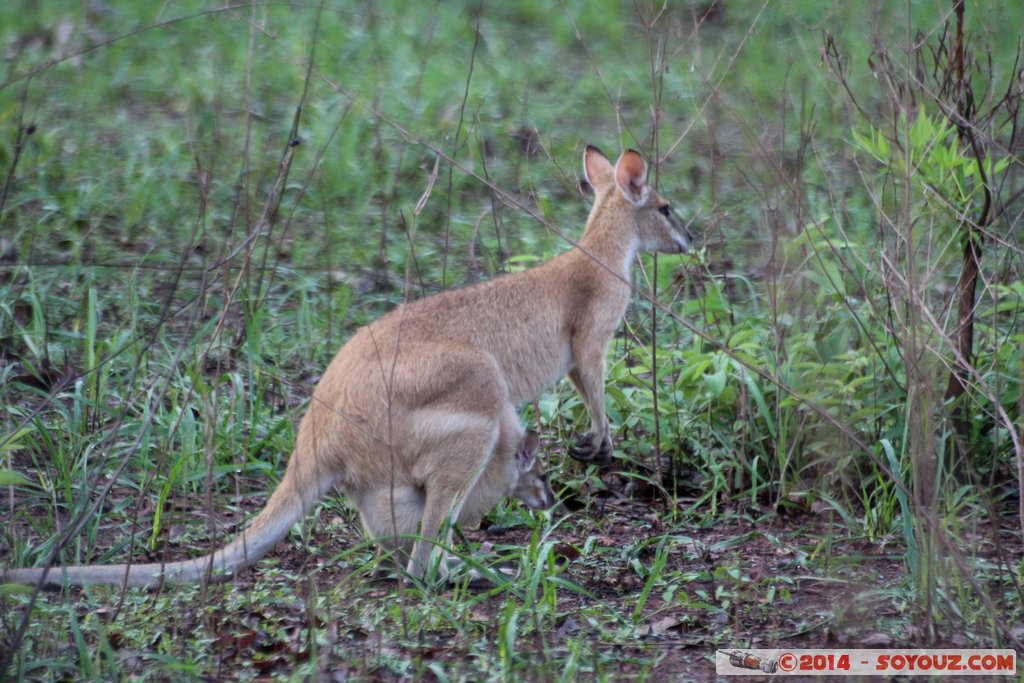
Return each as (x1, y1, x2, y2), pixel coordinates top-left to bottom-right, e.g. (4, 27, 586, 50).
(676, 229, 692, 253)
(669, 214, 693, 253)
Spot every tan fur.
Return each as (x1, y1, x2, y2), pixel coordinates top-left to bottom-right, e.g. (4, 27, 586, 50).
(2, 146, 691, 589)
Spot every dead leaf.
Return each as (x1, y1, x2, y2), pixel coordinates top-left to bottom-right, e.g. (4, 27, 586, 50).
(553, 543, 580, 562)
(860, 632, 893, 647)
(634, 616, 681, 638)
(556, 616, 580, 639)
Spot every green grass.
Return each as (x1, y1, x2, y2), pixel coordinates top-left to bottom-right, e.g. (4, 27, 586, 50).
(2, 0, 1023, 680)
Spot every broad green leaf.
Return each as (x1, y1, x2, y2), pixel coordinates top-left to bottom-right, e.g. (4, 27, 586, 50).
(703, 368, 727, 397)
(0, 469, 32, 487)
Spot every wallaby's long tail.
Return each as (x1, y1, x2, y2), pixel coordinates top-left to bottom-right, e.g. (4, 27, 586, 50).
(2, 457, 329, 590)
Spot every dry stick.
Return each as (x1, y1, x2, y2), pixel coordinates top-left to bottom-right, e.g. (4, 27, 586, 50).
(365, 6, 393, 282)
(383, 157, 438, 619)
(476, 133, 505, 274)
(878, 201, 1023, 605)
(639, 1, 667, 500)
(386, 0, 441, 233)
(560, 3, 639, 150)
(896, 270, 1024, 638)
(362, 300, 410, 631)
(408, 157, 441, 287)
(565, 0, 704, 153)
(215, 0, 260, 605)
(897, 0, 936, 637)
(890, 249, 1024, 514)
(943, 0, 989, 456)
(0, 4, 266, 93)
(116, 131, 222, 619)
(380, 127, 441, 635)
(0, 79, 33, 536)
(255, 1, 325, 306)
(562, 0, 754, 497)
(193, 13, 326, 366)
(877, 246, 1022, 460)
(660, 0, 769, 162)
(250, 3, 319, 309)
(0, 79, 33, 220)
(441, 0, 485, 290)
(666, 0, 720, 65)
(230, 0, 259, 328)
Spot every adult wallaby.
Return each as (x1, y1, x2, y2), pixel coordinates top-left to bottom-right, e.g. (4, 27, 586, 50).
(2, 145, 691, 589)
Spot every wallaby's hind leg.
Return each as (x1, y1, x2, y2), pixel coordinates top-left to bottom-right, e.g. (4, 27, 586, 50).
(355, 485, 425, 571)
(406, 421, 501, 579)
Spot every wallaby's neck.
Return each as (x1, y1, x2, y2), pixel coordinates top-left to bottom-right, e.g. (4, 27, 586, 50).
(577, 191, 639, 280)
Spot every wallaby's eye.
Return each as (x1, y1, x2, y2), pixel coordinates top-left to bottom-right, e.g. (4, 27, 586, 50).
(658, 204, 671, 217)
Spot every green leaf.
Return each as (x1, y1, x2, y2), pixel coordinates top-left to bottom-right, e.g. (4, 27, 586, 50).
(744, 374, 777, 439)
(0, 583, 36, 596)
(881, 438, 917, 575)
(876, 130, 890, 159)
(0, 427, 35, 453)
(0, 469, 32, 487)
(703, 368, 727, 397)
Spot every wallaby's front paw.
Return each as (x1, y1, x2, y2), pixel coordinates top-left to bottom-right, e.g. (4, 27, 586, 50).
(568, 433, 612, 465)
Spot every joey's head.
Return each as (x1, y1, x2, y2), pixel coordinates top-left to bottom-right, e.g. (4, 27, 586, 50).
(511, 431, 556, 510)
(583, 145, 692, 254)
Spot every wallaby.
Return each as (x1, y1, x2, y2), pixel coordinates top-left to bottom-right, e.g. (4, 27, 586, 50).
(2, 145, 691, 590)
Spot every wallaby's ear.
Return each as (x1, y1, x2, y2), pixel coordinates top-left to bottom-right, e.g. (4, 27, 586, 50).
(516, 431, 540, 472)
(583, 145, 614, 192)
(614, 149, 650, 206)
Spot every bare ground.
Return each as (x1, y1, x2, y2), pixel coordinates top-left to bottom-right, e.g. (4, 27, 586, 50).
(4, 458, 1018, 681)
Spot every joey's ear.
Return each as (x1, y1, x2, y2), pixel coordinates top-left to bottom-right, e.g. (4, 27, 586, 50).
(516, 431, 540, 471)
(583, 145, 614, 192)
(614, 149, 650, 206)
